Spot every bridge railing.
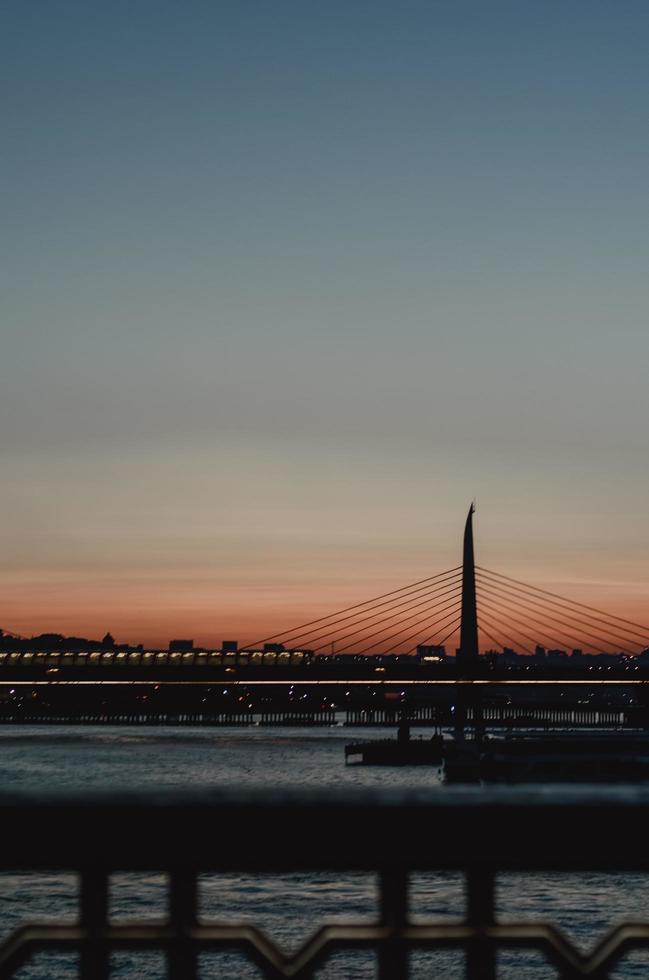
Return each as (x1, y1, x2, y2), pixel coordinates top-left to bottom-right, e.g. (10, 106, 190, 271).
(3, 786, 649, 978)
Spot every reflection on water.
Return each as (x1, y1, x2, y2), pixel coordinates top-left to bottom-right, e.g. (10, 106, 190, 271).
(0, 726, 644, 978)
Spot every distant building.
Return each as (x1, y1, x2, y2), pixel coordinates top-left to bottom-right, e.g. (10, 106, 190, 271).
(534, 645, 546, 660)
(263, 643, 284, 653)
(222, 640, 238, 653)
(416, 645, 446, 661)
(35, 634, 64, 646)
(501, 647, 520, 663)
(169, 639, 194, 653)
(102, 632, 115, 648)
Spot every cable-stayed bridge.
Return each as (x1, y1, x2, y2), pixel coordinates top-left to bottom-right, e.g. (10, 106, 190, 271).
(242, 505, 649, 664)
(240, 563, 649, 662)
(1, 507, 649, 725)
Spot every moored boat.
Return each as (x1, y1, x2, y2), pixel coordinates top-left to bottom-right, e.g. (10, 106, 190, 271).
(444, 732, 649, 783)
(345, 710, 443, 765)
(345, 734, 444, 766)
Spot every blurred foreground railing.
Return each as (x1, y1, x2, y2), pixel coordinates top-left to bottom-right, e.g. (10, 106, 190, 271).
(3, 786, 649, 978)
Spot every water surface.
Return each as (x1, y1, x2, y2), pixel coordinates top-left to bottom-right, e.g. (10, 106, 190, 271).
(0, 725, 644, 978)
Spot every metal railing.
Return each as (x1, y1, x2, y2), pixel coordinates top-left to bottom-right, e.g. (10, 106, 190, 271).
(3, 786, 649, 978)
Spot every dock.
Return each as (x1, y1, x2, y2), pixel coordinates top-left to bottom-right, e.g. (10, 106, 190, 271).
(444, 732, 649, 783)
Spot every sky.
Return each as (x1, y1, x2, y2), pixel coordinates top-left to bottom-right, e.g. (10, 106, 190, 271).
(2, 1, 649, 648)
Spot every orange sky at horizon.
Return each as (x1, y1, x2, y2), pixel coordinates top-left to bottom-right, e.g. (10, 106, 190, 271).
(3, 441, 649, 651)
(2, 557, 648, 651)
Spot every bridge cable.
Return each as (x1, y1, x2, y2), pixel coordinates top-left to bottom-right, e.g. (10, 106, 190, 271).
(271, 577, 463, 650)
(476, 604, 540, 652)
(353, 602, 462, 656)
(404, 614, 463, 655)
(358, 597, 460, 656)
(476, 570, 649, 648)
(480, 581, 639, 656)
(476, 574, 647, 651)
(343, 600, 463, 656)
(475, 610, 534, 655)
(307, 586, 463, 652)
(477, 566, 649, 642)
(241, 565, 462, 649)
(477, 598, 590, 655)
(478, 622, 510, 653)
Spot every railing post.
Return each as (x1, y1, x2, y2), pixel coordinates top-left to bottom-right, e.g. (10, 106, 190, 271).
(466, 869, 496, 980)
(378, 869, 409, 980)
(168, 869, 198, 980)
(80, 869, 109, 980)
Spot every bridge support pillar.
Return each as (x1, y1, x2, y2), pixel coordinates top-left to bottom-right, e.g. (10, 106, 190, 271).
(455, 505, 482, 739)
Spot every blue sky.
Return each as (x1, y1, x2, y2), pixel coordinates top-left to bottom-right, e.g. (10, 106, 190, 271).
(2, 1, 649, 643)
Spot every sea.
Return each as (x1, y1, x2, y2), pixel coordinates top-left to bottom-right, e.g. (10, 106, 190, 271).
(0, 723, 646, 979)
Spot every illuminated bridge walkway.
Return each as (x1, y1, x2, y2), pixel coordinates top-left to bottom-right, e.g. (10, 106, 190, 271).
(2, 509, 649, 723)
(1, 563, 649, 677)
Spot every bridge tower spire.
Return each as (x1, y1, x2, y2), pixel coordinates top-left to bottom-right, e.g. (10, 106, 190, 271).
(458, 503, 479, 675)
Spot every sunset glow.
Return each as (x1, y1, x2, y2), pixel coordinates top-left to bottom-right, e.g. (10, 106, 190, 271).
(2, 4, 649, 650)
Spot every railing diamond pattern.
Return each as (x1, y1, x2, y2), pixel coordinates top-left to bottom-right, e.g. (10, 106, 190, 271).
(2, 787, 649, 978)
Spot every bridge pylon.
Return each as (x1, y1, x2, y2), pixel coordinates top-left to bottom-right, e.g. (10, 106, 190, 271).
(458, 503, 479, 675)
(455, 504, 482, 739)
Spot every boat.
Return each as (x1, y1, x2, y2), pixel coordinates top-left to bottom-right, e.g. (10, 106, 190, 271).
(344, 713, 443, 766)
(444, 732, 649, 783)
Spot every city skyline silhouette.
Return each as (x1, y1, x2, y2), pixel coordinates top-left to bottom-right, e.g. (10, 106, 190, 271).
(3, 506, 648, 657)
